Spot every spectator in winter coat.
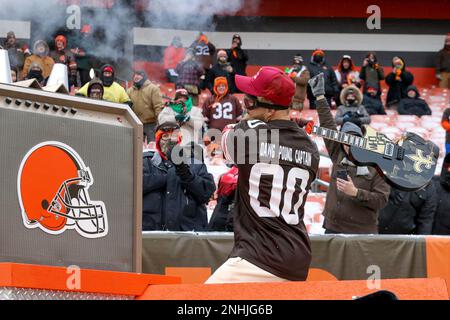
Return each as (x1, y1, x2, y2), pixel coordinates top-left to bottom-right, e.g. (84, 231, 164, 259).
(202, 77, 243, 132)
(208, 165, 238, 232)
(225, 34, 248, 77)
(127, 70, 163, 142)
(142, 121, 216, 231)
(25, 62, 46, 86)
(86, 77, 104, 100)
(441, 107, 450, 155)
(3, 31, 29, 77)
(70, 24, 95, 86)
(362, 86, 386, 115)
(309, 73, 390, 234)
(335, 85, 371, 127)
(385, 56, 414, 108)
(77, 64, 132, 106)
(335, 55, 360, 93)
(397, 85, 431, 117)
(50, 35, 78, 88)
(307, 49, 339, 109)
(286, 54, 310, 110)
(204, 49, 237, 94)
(158, 88, 205, 145)
(378, 183, 436, 235)
(175, 48, 204, 106)
(435, 33, 450, 89)
(22, 40, 55, 80)
(359, 52, 384, 96)
(10, 65, 19, 82)
(163, 36, 185, 83)
(432, 153, 450, 235)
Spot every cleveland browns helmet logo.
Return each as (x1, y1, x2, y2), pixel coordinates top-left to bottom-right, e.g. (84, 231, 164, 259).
(17, 142, 108, 238)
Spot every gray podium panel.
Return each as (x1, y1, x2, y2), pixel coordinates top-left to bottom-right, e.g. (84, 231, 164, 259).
(0, 84, 142, 272)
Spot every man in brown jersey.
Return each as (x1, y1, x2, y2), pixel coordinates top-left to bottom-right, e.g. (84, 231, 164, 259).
(205, 67, 320, 283)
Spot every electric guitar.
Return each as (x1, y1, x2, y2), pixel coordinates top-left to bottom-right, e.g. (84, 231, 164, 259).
(310, 125, 440, 191)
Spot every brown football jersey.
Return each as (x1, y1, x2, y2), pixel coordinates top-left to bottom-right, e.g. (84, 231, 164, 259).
(222, 119, 320, 280)
(202, 94, 243, 132)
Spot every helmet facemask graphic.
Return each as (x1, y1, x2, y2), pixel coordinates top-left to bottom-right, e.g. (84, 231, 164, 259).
(18, 142, 109, 239)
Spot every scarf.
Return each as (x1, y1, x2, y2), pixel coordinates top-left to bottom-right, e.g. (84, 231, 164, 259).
(169, 97, 193, 114)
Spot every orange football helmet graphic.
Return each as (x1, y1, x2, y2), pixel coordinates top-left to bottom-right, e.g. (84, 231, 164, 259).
(17, 142, 108, 238)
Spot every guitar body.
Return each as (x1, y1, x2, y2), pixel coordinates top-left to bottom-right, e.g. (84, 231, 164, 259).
(349, 126, 439, 191)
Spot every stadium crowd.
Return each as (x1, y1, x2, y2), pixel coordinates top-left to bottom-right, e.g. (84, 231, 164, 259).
(2, 29, 450, 236)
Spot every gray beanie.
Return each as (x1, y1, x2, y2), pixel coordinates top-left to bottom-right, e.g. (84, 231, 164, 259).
(341, 121, 363, 137)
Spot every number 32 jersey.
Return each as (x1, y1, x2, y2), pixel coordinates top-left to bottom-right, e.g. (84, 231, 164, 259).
(222, 119, 320, 280)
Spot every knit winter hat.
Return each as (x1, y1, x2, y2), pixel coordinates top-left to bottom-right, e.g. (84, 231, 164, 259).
(213, 77, 229, 101)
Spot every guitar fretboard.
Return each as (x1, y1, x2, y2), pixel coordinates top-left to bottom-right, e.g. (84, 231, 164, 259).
(311, 126, 368, 149)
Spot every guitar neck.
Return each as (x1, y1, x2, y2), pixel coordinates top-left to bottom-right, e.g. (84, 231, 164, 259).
(311, 125, 368, 150)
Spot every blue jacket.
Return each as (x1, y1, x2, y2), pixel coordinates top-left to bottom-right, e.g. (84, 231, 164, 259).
(142, 151, 216, 231)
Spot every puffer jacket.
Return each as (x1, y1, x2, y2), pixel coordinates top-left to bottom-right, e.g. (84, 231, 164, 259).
(397, 85, 432, 117)
(316, 97, 390, 234)
(142, 150, 216, 231)
(385, 57, 414, 106)
(307, 58, 339, 97)
(378, 183, 436, 234)
(335, 85, 371, 126)
(362, 94, 386, 115)
(127, 80, 163, 124)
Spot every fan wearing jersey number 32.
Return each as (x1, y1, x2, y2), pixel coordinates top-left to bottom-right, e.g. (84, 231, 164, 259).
(205, 67, 320, 283)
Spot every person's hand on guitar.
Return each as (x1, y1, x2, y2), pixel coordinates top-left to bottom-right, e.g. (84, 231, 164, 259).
(336, 176, 358, 197)
(308, 73, 326, 98)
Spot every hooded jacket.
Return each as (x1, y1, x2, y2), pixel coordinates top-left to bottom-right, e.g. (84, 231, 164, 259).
(76, 65, 131, 104)
(307, 52, 339, 97)
(432, 154, 450, 235)
(316, 97, 390, 234)
(397, 85, 432, 117)
(335, 55, 360, 90)
(362, 93, 386, 115)
(378, 183, 436, 235)
(127, 79, 163, 124)
(142, 146, 216, 231)
(87, 77, 104, 98)
(335, 85, 371, 126)
(385, 57, 414, 106)
(22, 40, 55, 79)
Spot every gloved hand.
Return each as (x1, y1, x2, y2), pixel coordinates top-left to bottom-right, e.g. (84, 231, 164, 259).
(174, 162, 193, 181)
(308, 73, 325, 97)
(175, 114, 190, 124)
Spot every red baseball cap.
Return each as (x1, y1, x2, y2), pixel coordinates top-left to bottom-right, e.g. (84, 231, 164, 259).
(235, 66, 295, 108)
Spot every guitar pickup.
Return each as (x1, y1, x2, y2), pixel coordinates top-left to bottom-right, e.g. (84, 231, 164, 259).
(396, 146, 405, 160)
(383, 143, 395, 159)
